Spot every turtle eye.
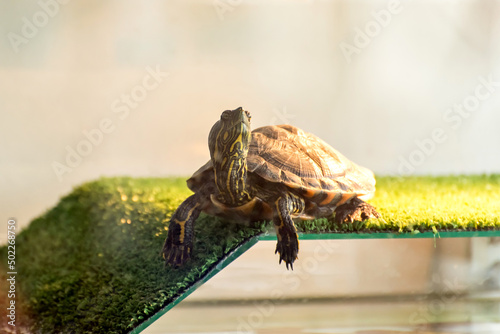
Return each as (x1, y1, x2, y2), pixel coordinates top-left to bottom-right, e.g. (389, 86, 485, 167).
(221, 110, 231, 120)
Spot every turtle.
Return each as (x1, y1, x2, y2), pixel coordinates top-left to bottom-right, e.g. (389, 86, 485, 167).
(162, 107, 380, 270)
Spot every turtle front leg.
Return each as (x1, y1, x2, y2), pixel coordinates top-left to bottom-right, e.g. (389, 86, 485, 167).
(273, 193, 305, 270)
(162, 195, 202, 267)
(334, 197, 380, 223)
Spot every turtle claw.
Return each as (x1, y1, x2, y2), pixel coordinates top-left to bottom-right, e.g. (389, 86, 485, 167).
(162, 238, 192, 268)
(334, 197, 380, 224)
(275, 236, 298, 271)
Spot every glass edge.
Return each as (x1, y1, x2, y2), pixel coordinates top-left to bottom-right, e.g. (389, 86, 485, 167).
(130, 228, 500, 333)
(259, 230, 500, 241)
(129, 235, 260, 334)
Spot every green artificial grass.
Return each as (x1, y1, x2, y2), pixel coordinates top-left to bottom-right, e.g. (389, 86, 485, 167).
(1, 175, 500, 333)
(0, 178, 267, 333)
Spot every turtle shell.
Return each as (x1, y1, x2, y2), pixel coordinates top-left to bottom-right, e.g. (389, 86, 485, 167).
(188, 124, 376, 207)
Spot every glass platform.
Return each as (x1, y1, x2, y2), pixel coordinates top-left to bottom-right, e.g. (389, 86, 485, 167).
(133, 231, 500, 334)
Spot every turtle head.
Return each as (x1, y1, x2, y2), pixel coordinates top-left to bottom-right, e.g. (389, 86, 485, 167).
(208, 107, 252, 206)
(208, 107, 251, 163)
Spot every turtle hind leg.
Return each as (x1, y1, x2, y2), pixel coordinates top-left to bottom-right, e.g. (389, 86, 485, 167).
(334, 197, 380, 224)
(162, 195, 202, 267)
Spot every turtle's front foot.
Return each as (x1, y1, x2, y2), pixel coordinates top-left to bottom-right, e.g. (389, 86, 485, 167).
(334, 197, 380, 223)
(161, 194, 201, 268)
(162, 236, 192, 267)
(275, 231, 299, 270)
